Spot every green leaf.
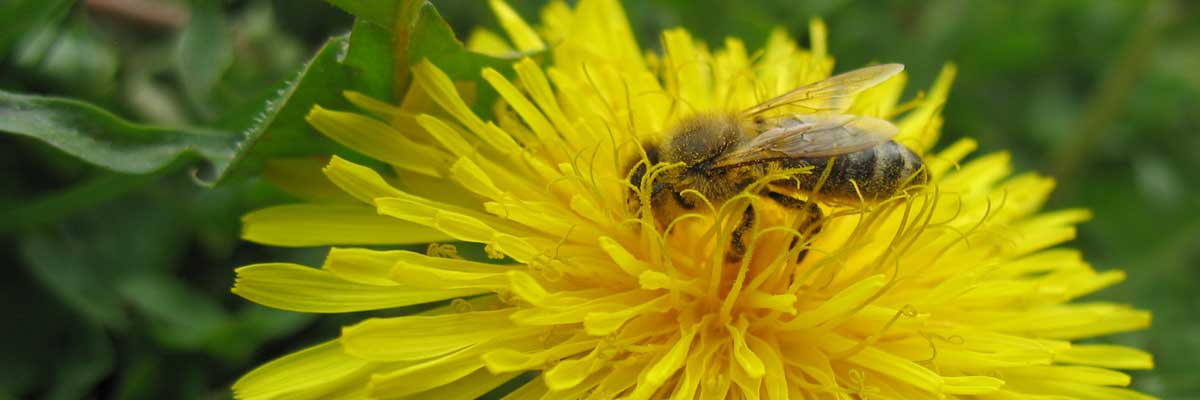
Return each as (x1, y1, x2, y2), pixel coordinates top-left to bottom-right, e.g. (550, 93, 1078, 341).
(405, 2, 510, 82)
(111, 354, 165, 400)
(13, 14, 120, 99)
(0, 171, 165, 234)
(344, 18, 396, 101)
(2, 246, 115, 399)
(14, 195, 192, 330)
(326, 0, 518, 100)
(0, 90, 237, 177)
(44, 320, 114, 400)
(217, 34, 362, 181)
(0, 0, 74, 57)
(116, 274, 231, 350)
(324, 0, 403, 30)
(203, 305, 314, 363)
(19, 230, 130, 331)
(176, 0, 234, 119)
(1, 0, 522, 186)
(403, 2, 518, 117)
(215, 0, 527, 181)
(0, 34, 374, 185)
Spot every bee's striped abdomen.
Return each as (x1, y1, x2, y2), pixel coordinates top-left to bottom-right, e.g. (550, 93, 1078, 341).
(778, 140, 927, 204)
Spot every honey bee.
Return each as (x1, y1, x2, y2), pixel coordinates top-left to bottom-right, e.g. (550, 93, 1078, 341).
(627, 64, 929, 261)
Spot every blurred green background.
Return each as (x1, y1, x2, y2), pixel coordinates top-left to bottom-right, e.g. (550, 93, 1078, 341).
(1, 0, 1196, 398)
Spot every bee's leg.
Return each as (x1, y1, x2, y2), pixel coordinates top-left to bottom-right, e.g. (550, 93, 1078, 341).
(626, 163, 649, 213)
(726, 203, 755, 263)
(765, 191, 824, 263)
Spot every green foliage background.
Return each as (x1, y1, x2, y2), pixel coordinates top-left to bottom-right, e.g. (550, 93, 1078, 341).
(0, 0, 1196, 398)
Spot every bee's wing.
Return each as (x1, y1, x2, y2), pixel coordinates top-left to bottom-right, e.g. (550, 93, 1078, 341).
(713, 114, 898, 169)
(739, 63, 903, 118)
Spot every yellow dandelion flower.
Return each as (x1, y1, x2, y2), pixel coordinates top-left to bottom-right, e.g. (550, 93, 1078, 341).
(231, 1, 1154, 399)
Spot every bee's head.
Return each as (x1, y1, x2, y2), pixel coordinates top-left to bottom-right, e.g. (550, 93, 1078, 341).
(662, 113, 748, 167)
